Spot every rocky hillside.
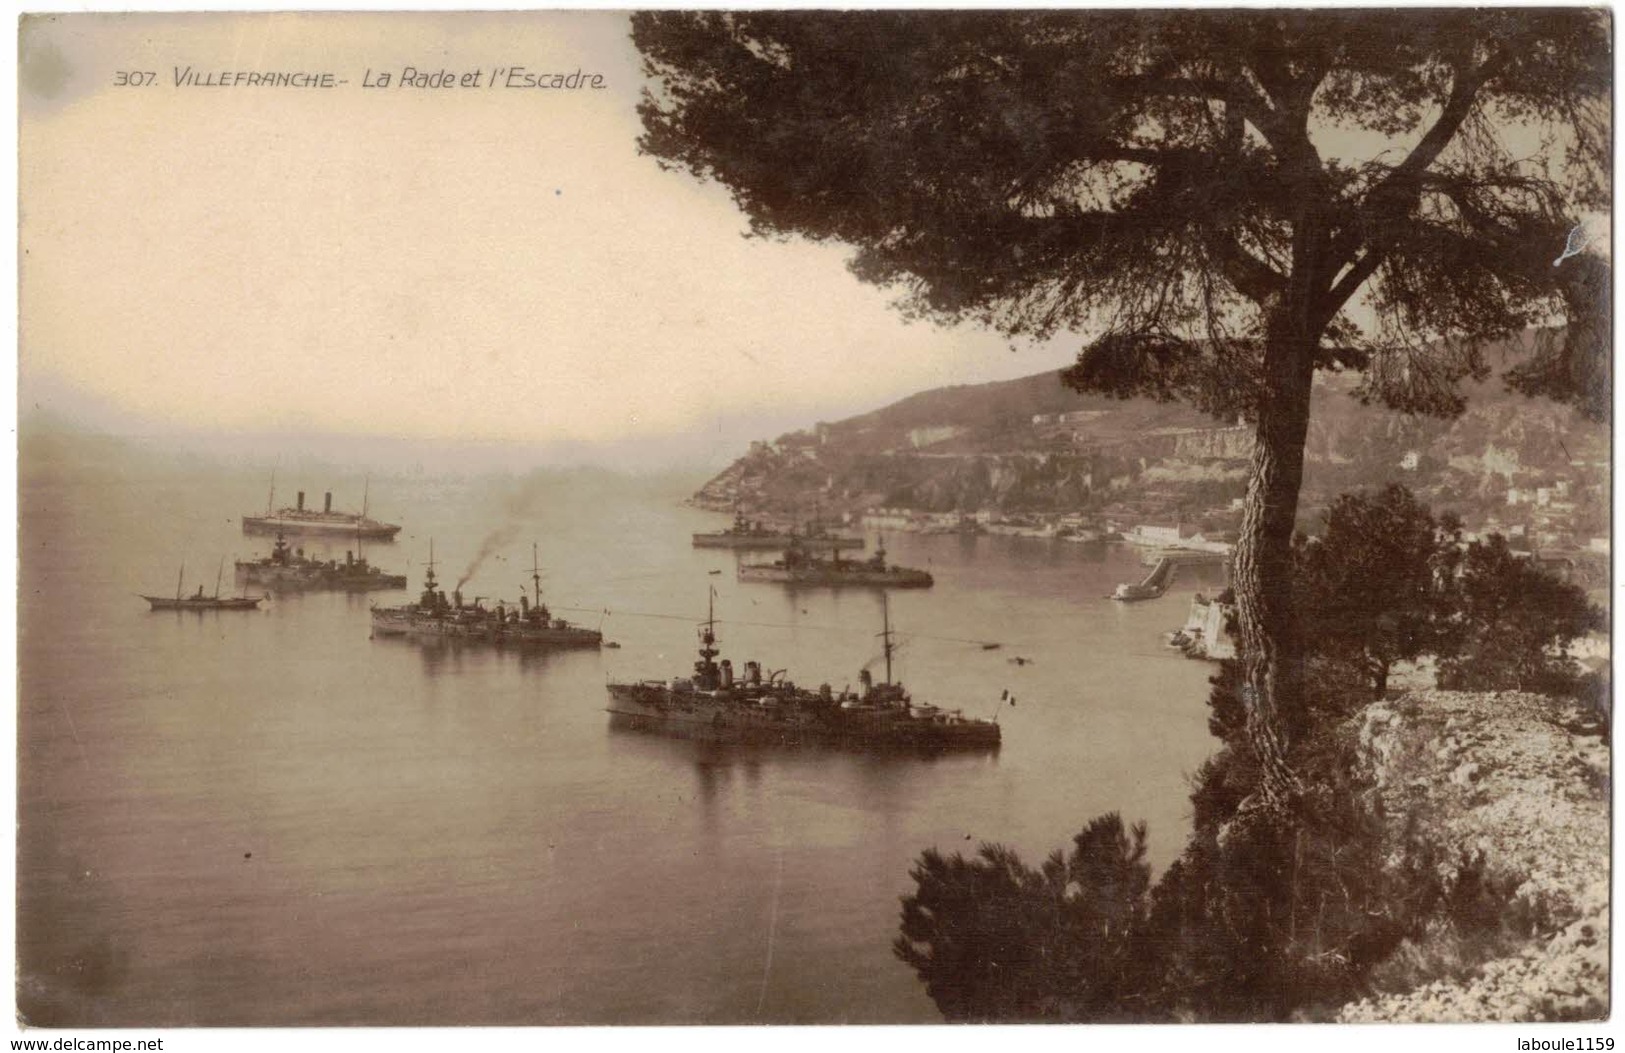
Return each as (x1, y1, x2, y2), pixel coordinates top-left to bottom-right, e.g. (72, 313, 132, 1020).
(1340, 690, 1609, 1022)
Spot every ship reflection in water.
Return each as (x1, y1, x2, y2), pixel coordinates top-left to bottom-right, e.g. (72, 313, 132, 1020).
(606, 709, 1000, 758)
(370, 629, 593, 678)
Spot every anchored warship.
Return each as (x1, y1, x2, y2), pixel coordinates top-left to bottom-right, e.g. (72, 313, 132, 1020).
(606, 593, 997, 750)
(243, 481, 401, 541)
(692, 510, 864, 551)
(236, 533, 408, 591)
(737, 539, 932, 588)
(370, 542, 602, 648)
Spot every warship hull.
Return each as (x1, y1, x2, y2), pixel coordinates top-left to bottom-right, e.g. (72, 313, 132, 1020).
(371, 610, 602, 648)
(605, 683, 999, 750)
(693, 533, 864, 550)
(737, 565, 933, 588)
(236, 534, 407, 591)
(239, 564, 407, 590)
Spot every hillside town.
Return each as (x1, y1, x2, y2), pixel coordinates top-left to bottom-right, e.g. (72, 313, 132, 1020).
(694, 371, 1609, 597)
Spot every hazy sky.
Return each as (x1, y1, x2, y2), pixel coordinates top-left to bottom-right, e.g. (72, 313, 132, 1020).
(19, 12, 1072, 459)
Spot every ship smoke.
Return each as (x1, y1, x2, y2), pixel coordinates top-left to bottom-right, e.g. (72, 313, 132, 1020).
(452, 473, 557, 593)
(455, 524, 521, 593)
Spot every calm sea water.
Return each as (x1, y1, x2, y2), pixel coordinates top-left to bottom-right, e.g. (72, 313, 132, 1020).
(19, 431, 1222, 1025)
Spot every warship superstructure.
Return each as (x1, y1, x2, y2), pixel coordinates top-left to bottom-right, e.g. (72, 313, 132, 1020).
(737, 539, 933, 588)
(370, 543, 602, 648)
(692, 510, 864, 551)
(606, 594, 997, 750)
(236, 533, 407, 591)
(243, 486, 401, 540)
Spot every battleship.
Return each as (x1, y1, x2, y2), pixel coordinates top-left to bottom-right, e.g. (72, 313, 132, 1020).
(236, 533, 408, 591)
(606, 593, 999, 750)
(370, 543, 602, 648)
(737, 539, 933, 588)
(243, 484, 401, 540)
(692, 510, 864, 550)
(142, 561, 264, 611)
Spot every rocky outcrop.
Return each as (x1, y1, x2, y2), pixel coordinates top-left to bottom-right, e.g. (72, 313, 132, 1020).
(1339, 690, 1609, 1022)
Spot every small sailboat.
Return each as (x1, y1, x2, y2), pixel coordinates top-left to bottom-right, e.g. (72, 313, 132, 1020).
(143, 558, 264, 611)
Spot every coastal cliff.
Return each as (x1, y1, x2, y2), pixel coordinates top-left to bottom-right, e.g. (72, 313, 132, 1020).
(1340, 690, 1609, 1022)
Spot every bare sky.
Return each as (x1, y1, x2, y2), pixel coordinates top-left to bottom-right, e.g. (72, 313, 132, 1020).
(19, 12, 1072, 462)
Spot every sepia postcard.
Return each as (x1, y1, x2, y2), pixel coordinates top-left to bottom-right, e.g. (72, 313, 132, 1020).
(15, 7, 1612, 1041)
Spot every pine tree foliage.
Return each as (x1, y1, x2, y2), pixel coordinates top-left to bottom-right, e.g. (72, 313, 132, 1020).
(633, 11, 1610, 807)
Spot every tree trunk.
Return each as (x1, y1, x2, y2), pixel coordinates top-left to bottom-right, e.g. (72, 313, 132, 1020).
(1231, 324, 1318, 810)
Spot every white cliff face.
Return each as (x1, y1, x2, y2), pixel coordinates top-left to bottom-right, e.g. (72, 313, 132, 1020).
(1341, 690, 1609, 1022)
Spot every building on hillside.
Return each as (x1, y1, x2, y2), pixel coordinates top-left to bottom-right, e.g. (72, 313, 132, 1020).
(907, 425, 965, 448)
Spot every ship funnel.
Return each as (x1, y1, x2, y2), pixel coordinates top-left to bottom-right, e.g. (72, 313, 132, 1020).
(453, 589, 464, 609)
(860, 669, 874, 691)
(745, 661, 762, 686)
(520, 595, 530, 613)
(324, 492, 333, 513)
(720, 660, 734, 688)
(346, 551, 354, 565)
(297, 491, 306, 511)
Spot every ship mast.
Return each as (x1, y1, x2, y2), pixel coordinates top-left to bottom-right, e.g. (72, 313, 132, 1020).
(531, 542, 543, 608)
(266, 468, 276, 515)
(879, 592, 894, 685)
(425, 539, 438, 589)
(362, 475, 370, 519)
(214, 556, 225, 599)
(175, 562, 185, 602)
(699, 585, 719, 659)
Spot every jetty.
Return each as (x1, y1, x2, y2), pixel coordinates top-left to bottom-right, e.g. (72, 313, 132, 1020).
(1111, 556, 1174, 602)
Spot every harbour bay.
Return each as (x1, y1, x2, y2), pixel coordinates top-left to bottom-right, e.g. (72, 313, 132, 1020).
(19, 429, 1221, 1025)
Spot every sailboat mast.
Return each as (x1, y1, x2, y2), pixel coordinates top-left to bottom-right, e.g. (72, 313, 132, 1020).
(362, 475, 370, 519)
(266, 468, 276, 515)
(176, 562, 185, 602)
(214, 557, 224, 599)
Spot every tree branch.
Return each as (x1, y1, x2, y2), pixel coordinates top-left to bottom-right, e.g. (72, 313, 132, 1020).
(1209, 233, 1288, 301)
(1321, 49, 1513, 314)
